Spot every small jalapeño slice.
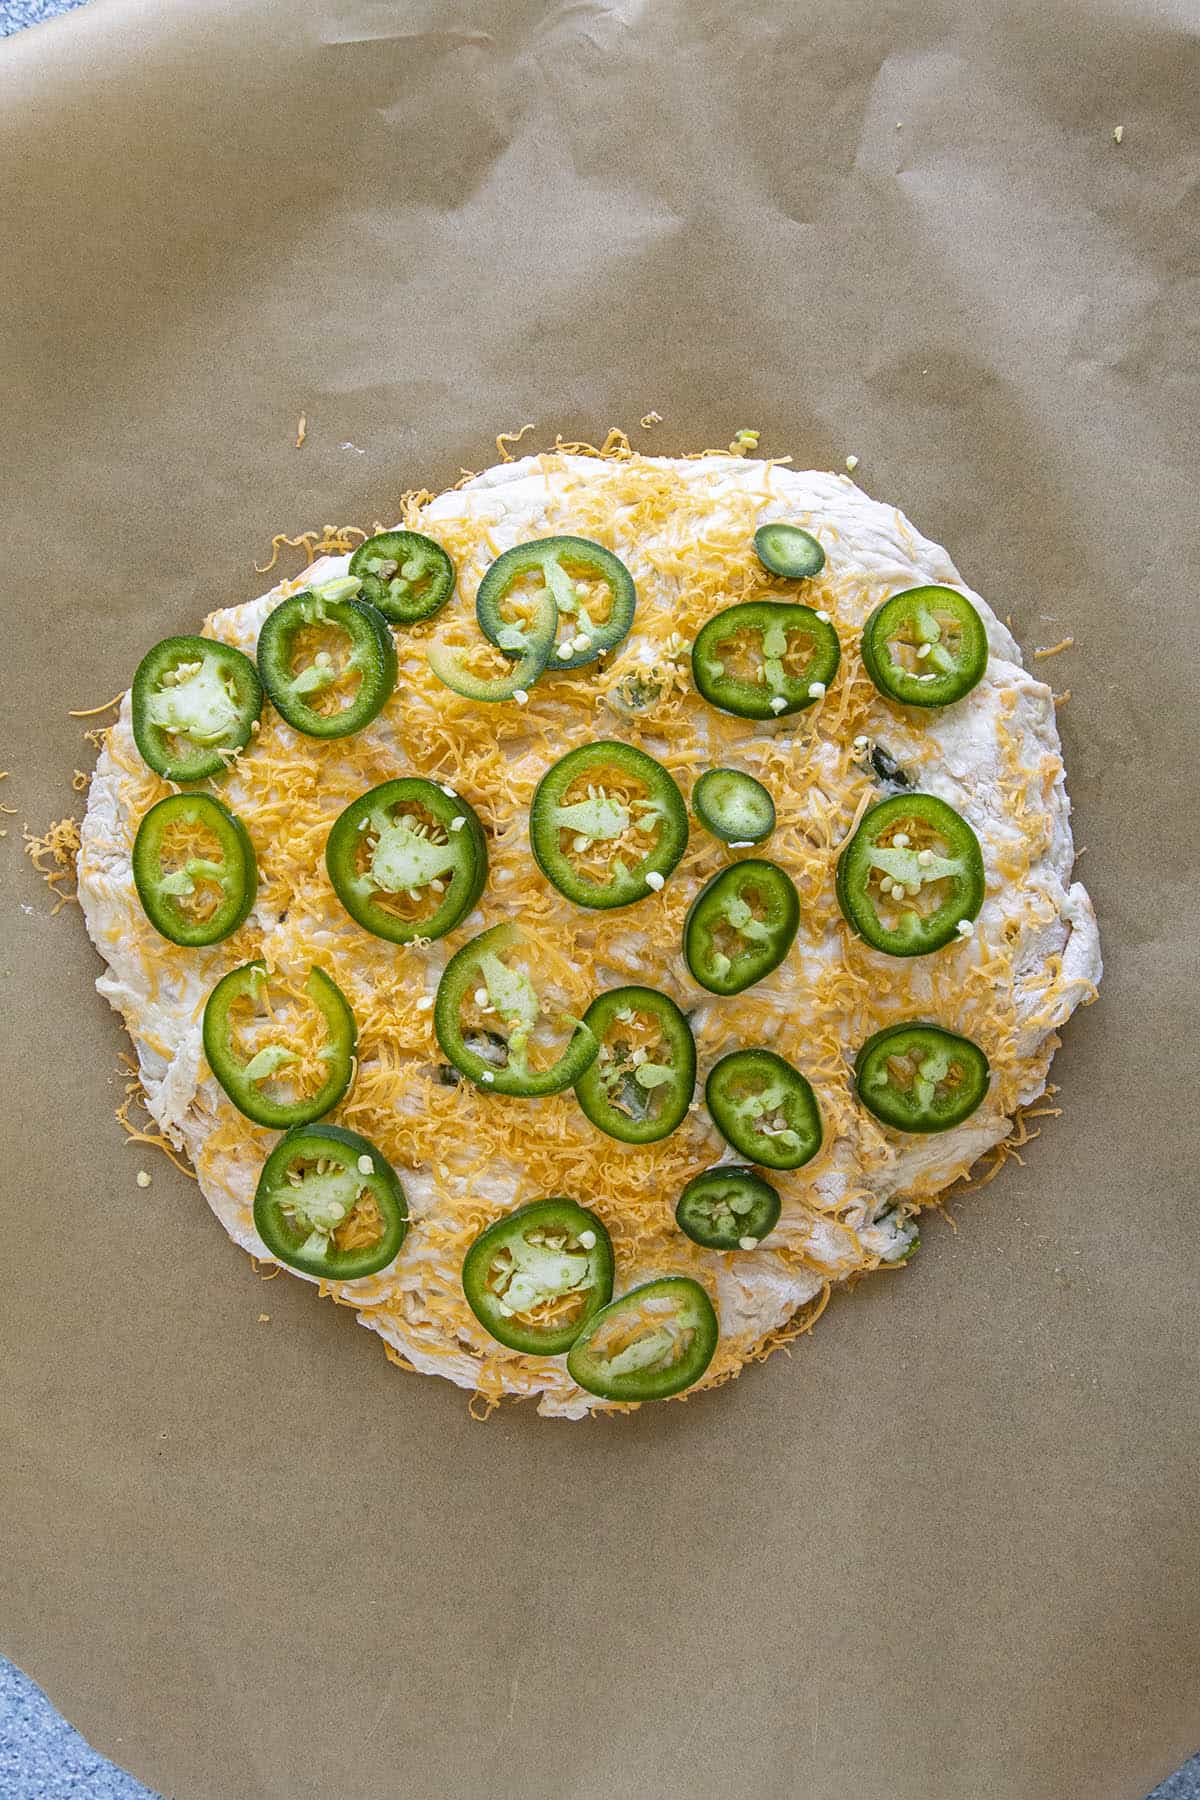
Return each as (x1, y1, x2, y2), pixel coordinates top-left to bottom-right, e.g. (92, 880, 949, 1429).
(253, 1123, 407, 1280)
(683, 859, 800, 996)
(476, 535, 636, 672)
(461, 1199, 614, 1354)
(675, 1167, 781, 1251)
(836, 793, 984, 957)
(325, 778, 487, 945)
(861, 585, 988, 707)
(434, 922, 598, 1098)
(530, 741, 688, 909)
(573, 986, 696, 1145)
(692, 768, 776, 846)
(754, 522, 826, 580)
(692, 601, 840, 719)
(131, 793, 257, 946)
(131, 635, 262, 782)
(855, 1022, 990, 1133)
(566, 1277, 719, 1402)
(256, 581, 397, 738)
(348, 530, 455, 624)
(705, 1049, 823, 1171)
(202, 962, 356, 1129)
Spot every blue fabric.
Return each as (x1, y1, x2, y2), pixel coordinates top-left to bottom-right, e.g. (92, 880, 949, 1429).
(0, 1660, 161, 1799)
(0, 1, 1194, 1796)
(0, 0, 91, 36)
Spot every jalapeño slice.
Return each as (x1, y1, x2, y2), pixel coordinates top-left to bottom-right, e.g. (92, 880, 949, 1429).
(434, 922, 598, 1098)
(461, 1199, 615, 1354)
(530, 741, 688, 909)
(202, 962, 356, 1129)
(256, 580, 397, 738)
(692, 768, 776, 846)
(476, 535, 636, 672)
(131, 634, 262, 782)
(427, 585, 556, 703)
(861, 585, 988, 708)
(836, 793, 984, 957)
(325, 778, 487, 945)
(131, 793, 257, 947)
(574, 986, 696, 1145)
(675, 1167, 781, 1251)
(705, 1049, 823, 1171)
(683, 859, 800, 996)
(754, 522, 826, 580)
(566, 1277, 719, 1402)
(855, 1022, 990, 1133)
(253, 1123, 407, 1280)
(348, 529, 455, 624)
(692, 601, 840, 720)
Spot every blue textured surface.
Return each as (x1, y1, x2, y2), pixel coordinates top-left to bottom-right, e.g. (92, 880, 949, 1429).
(0, 1660, 161, 1799)
(0, 0, 91, 36)
(0, 0, 1196, 1795)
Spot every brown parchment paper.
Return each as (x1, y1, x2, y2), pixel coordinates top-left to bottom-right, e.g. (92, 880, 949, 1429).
(2, 1, 1198, 1796)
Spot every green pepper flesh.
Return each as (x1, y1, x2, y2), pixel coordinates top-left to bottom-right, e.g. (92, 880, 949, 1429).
(202, 962, 357, 1128)
(349, 530, 455, 624)
(692, 601, 840, 719)
(256, 583, 397, 739)
(684, 859, 800, 995)
(836, 793, 984, 957)
(754, 522, 826, 580)
(675, 1166, 781, 1250)
(855, 1021, 990, 1132)
(692, 768, 776, 846)
(574, 986, 696, 1144)
(861, 585, 988, 707)
(131, 635, 262, 781)
(253, 1122, 407, 1280)
(566, 1277, 719, 1401)
(530, 740, 688, 909)
(434, 922, 598, 1097)
(705, 1049, 823, 1171)
(325, 777, 488, 945)
(476, 535, 637, 672)
(131, 793, 257, 946)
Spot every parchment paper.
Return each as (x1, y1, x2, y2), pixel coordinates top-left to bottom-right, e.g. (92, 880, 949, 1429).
(2, 1, 1198, 1796)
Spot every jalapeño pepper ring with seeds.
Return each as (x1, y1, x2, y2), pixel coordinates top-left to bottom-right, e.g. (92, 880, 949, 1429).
(79, 445, 1100, 1417)
(325, 777, 489, 945)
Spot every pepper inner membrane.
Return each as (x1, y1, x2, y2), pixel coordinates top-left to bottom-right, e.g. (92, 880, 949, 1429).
(594, 1003, 680, 1124)
(278, 1152, 385, 1256)
(585, 1293, 696, 1378)
(493, 558, 616, 648)
(708, 618, 821, 692)
(871, 1041, 970, 1113)
(481, 1219, 596, 1333)
(154, 815, 234, 924)
(285, 619, 365, 717)
(353, 799, 467, 925)
(864, 812, 966, 929)
(459, 939, 584, 1078)
(722, 1068, 807, 1155)
(223, 973, 340, 1107)
(551, 763, 668, 883)
(146, 651, 244, 752)
(706, 876, 776, 966)
(882, 601, 967, 678)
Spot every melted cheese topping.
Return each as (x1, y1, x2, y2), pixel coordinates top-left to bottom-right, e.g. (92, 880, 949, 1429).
(77, 449, 1101, 1417)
